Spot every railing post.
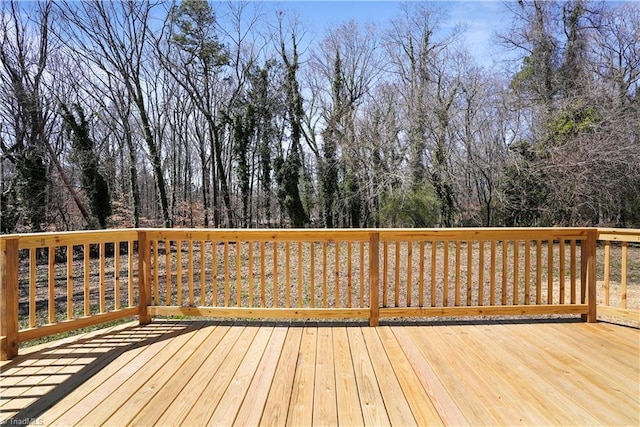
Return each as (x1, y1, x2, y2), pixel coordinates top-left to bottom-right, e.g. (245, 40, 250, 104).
(137, 230, 152, 325)
(581, 229, 597, 323)
(1, 237, 19, 360)
(369, 232, 380, 327)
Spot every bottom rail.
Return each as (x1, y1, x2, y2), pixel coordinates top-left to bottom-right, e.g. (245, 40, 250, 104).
(148, 306, 370, 320)
(17, 307, 138, 343)
(379, 304, 588, 318)
(597, 305, 640, 323)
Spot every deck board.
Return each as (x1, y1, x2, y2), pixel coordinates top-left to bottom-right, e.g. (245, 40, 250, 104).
(1, 319, 638, 426)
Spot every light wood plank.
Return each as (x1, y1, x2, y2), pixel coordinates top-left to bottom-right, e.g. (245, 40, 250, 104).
(286, 327, 317, 427)
(73, 323, 204, 426)
(312, 326, 338, 426)
(346, 327, 390, 427)
(468, 323, 602, 425)
(332, 327, 365, 427)
(181, 326, 259, 423)
(377, 327, 443, 426)
(103, 324, 217, 425)
(404, 326, 499, 425)
(153, 325, 246, 426)
(3, 323, 155, 423)
(502, 322, 638, 425)
(233, 327, 288, 427)
(208, 327, 274, 426)
(41, 322, 193, 426)
(260, 327, 303, 427)
(361, 327, 418, 426)
(128, 324, 230, 426)
(2, 319, 638, 427)
(390, 327, 468, 426)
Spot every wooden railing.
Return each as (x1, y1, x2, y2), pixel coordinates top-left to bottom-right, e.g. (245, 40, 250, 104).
(0, 230, 140, 360)
(596, 228, 640, 323)
(2, 227, 637, 360)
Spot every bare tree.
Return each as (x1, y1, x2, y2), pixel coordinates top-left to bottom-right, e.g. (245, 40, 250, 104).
(55, 0, 172, 227)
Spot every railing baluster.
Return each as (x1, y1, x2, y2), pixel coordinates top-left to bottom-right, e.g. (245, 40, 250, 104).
(165, 239, 171, 306)
(128, 240, 134, 308)
(83, 243, 90, 316)
(177, 240, 183, 306)
(478, 241, 484, 307)
(559, 240, 565, 304)
(298, 242, 303, 308)
(443, 241, 449, 307)
(213, 241, 219, 306)
(407, 241, 412, 307)
(48, 247, 55, 323)
(603, 240, 610, 306)
(116, 241, 122, 310)
(431, 240, 436, 307)
(360, 241, 365, 308)
(467, 240, 473, 307)
(273, 241, 278, 308)
(419, 241, 425, 307)
(249, 241, 254, 308)
(524, 240, 530, 305)
(310, 242, 315, 308)
(383, 241, 388, 308)
(621, 242, 628, 309)
(188, 240, 194, 306)
(490, 240, 496, 306)
(570, 240, 576, 305)
(100, 242, 106, 313)
(323, 241, 327, 308)
(536, 240, 542, 305)
(236, 241, 242, 308)
(502, 240, 508, 305)
(394, 240, 400, 308)
(369, 232, 379, 327)
(200, 240, 205, 306)
(223, 241, 229, 307)
(285, 242, 291, 308)
(67, 245, 73, 320)
(260, 241, 265, 308)
(548, 240, 554, 304)
(513, 241, 519, 305)
(347, 242, 353, 308)
(455, 240, 461, 307)
(29, 248, 36, 328)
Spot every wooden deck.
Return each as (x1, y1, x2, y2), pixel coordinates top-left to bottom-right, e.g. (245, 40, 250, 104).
(1, 319, 638, 426)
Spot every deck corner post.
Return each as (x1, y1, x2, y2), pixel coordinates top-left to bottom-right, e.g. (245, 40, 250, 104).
(137, 230, 152, 325)
(369, 231, 380, 327)
(581, 229, 597, 323)
(1, 237, 20, 360)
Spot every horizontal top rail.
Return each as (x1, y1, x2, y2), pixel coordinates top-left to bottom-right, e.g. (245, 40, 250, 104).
(378, 227, 591, 241)
(141, 228, 373, 242)
(0, 227, 620, 248)
(0, 229, 139, 250)
(597, 228, 640, 243)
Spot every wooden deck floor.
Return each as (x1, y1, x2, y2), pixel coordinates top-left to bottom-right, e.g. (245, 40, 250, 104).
(1, 319, 638, 426)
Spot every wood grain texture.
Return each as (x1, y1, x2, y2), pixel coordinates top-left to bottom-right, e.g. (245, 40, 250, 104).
(0, 320, 635, 427)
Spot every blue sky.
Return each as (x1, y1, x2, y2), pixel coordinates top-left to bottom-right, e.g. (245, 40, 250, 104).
(269, 1, 513, 67)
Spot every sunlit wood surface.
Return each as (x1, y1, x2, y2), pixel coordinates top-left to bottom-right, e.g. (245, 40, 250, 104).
(1, 319, 638, 426)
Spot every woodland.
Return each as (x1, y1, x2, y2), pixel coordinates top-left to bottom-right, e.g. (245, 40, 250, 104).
(0, 0, 638, 233)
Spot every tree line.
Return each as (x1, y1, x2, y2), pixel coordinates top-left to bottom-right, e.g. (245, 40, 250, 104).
(1, 0, 638, 233)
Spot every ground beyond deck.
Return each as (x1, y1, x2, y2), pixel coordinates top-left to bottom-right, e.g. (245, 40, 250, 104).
(1, 319, 638, 426)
